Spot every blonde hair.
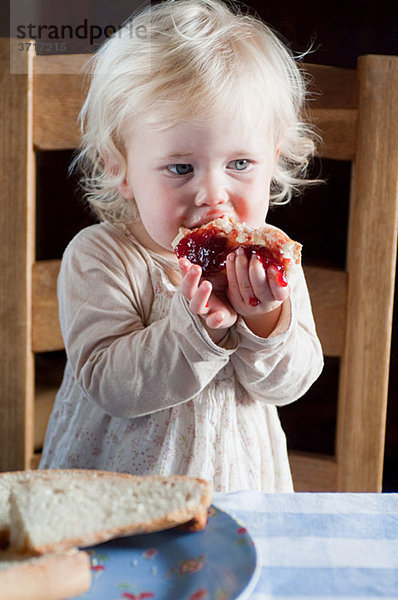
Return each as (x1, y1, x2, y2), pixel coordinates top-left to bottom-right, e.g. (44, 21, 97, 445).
(73, 0, 318, 223)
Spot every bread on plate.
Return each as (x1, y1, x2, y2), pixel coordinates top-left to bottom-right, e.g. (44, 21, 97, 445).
(0, 469, 213, 599)
(0, 548, 91, 600)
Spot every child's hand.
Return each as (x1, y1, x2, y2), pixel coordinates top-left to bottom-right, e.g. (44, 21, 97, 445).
(225, 248, 290, 336)
(178, 258, 237, 341)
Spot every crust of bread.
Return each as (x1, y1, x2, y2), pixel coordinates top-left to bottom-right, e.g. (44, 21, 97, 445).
(5, 471, 212, 555)
(177, 509, 208, 532)
(172, 215, 302, 276)
(0, 548, 91, 600)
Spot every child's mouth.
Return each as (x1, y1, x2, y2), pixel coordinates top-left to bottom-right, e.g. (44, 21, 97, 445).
(190, 211, 230, 228)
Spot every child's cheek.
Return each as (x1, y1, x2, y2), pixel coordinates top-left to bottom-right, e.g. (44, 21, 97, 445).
(236, 202, 269, 228)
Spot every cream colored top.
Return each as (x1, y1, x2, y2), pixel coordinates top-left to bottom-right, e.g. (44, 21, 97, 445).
(40, 223, 323, 492)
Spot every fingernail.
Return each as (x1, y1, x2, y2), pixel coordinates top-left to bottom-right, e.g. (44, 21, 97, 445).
(228, 253, 235, 262)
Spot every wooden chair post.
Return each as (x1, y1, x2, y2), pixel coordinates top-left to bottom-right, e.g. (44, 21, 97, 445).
(0, 39, 36, 470)
(337, 55, 398, 491)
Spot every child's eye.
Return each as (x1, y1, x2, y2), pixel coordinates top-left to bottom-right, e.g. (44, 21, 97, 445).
(227, 159, 250, 171)
(167, 164, 193, 175)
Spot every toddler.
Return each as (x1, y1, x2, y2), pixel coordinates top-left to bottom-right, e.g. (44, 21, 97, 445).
(40, 0, 323, 492)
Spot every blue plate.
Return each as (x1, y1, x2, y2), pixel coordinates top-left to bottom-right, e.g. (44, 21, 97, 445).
(71, 506, 259, 600)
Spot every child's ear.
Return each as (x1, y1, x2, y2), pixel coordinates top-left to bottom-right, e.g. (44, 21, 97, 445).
(102, 152, 134, 200)
(118, 177, 134, 200)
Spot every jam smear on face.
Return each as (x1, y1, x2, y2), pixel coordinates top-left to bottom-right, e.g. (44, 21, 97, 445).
(174, 227, 289, 288)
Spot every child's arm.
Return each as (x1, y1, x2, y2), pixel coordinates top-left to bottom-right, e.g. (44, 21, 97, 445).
(230, 263, 324, 405)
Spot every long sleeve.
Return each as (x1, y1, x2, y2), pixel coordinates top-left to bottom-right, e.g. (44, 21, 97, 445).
(231, 266, 323, 405)
(58, 225, 237, 419)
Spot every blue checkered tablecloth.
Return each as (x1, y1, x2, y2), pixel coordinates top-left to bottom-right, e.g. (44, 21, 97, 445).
(213, 491, 398, 599)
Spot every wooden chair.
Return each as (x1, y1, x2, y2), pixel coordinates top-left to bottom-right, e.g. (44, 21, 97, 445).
(1, 38, 397, 490)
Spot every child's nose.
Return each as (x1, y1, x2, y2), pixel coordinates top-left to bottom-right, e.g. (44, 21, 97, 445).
(194, 173, 228, 207)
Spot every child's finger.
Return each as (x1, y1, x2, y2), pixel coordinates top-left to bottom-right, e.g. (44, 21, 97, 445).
(205, 310, 225, 329)
(180, 263, 202, 300)
(206, 300, 237, 328)
(267, 266, 290, 302)
(248, 254, 269, 302)
(226, 252, 243, 303)
(189, 280, 212, 314)
(178, 257, 193, 275)
(234, 248, 254, 303)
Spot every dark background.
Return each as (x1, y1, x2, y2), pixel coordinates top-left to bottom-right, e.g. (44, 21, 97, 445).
(2, 0, 397, 488)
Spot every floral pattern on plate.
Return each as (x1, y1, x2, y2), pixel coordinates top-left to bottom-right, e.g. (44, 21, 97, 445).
(71, 506, 259, 600)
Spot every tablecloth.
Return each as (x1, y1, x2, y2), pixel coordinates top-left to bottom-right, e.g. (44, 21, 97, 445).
(213, 491, 398, 600)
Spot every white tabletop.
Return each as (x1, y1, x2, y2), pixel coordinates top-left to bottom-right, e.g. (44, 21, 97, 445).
(213, 491, 398, 600)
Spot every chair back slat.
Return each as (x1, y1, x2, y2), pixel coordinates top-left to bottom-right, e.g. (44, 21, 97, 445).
(288, 452, 337, 492)
(33, 53, 88, 150)
(29, 263, 348, 359)
(304, 63, 358, 108)
(32, 57, 359, 157)
(309, 107, 357, 160)
(305, 266, 347, 357)
(32, 260, 64, 353)
(305, 63, 358, 159)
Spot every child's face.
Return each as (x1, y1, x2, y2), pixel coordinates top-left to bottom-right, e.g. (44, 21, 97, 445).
(119, 110, 277, 257)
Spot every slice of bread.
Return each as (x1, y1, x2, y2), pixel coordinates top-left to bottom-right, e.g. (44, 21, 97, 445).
(172, 215, 302, 279)
(0, 548, 91, 600)
(0, 469, 133, 548)
(7, 471, 212, 554)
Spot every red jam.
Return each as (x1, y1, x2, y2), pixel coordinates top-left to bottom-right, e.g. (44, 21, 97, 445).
(175, 228, 230, 275)
(174, 228, 289, 287)
(249, 295, 261, 307)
